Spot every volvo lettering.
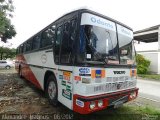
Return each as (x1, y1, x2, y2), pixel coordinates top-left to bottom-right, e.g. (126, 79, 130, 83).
(113, 71, 126, 74)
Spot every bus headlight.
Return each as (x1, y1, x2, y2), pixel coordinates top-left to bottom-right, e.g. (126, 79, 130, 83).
(98, 100, 103, 107)
(90, 101, 96, 109)
(130, 91, 137, 99)
(132, 91, 137, 98)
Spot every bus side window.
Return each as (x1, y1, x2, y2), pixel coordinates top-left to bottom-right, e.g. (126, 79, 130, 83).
(21, 44, 24, 53)
(49, 25, 55, 44)
(60, 20, 76, 64)
(19, 45, 23, 54)
(26, 40, 32, 52)
(32, 35, 40, 50)
(23, 43, 27, 53)
(16, 47, 19, 54)
(70, 19, 76, 42)
(50, 25, 56, 38)
(41, 28, 53, 48)
(55, 26, 62, 64)
(18, 47, 21, 54)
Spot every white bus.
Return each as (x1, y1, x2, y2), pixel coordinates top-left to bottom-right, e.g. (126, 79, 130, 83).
(16, 9, 138, 114)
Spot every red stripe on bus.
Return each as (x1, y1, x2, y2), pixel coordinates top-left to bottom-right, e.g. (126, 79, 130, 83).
(16, 54, 42, 89)
(73, 88, 138, 114)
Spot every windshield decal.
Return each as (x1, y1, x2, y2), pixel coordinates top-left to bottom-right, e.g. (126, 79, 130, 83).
(79, 67, 91, 76)
(117, 24, 133, 38)
(81, 13, 116, 32)
(91, 70, 105, 78)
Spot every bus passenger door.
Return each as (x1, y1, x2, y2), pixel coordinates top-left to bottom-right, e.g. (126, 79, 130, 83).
(55, 19, 77, 110)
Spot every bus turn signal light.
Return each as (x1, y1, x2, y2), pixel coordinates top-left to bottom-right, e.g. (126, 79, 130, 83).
(98, 100, 103, 107)
(90, 101, 96, 109)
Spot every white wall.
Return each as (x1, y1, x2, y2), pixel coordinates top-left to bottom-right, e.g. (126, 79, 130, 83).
(158, 52, 160, 74)
(158, 27, 160, 74)
(138, 52, 158, 74)
(135, 41, 159, 52)
(135, 40, 160, 74)
(158, 27, 160, 50)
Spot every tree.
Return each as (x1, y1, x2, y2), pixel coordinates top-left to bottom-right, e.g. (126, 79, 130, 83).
(0, 0, 16, 43)
(0, 46, 16, 60)
(136, 54, 150, 74)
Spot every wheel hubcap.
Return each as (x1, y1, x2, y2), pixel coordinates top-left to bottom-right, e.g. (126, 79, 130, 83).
(48, 81, 56, 99)
(6, 66, 10, 69)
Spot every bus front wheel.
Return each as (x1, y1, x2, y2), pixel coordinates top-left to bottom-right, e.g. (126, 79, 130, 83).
(45, 75, 59, 106)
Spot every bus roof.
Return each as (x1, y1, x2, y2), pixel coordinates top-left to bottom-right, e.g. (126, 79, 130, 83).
(56, 8, 133, 30)
(18, 8, 133, 47)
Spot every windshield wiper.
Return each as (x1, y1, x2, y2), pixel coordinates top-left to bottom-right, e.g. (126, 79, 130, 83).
(82, 60, 105, 65)
(108, 56, 117, 60)
(88, 44, 108, 65)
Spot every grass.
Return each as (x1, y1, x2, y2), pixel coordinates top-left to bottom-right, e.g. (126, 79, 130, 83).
(96, 106, 160, 120)
(138, 74, 160, 81)
(121, 106, 160, 114)
(74, 106, 160, 120)
(136, 106, 160, 114)
(113, 106, 160, 120)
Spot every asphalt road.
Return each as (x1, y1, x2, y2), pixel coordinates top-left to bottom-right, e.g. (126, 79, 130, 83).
(137, 78, 160, 102)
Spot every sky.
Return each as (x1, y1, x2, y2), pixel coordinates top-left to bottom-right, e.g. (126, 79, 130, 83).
(1, 0, 160, 48)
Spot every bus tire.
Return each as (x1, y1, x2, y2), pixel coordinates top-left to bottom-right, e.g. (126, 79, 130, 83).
(45, 75, 59, 106)
(5, 65, 11, 69)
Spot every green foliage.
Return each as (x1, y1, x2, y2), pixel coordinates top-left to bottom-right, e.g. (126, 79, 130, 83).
(0, 0, 16, 42)
(0, 46, 16, 60)
(136, 54, 150, 74)
(138, 74, 160, 81)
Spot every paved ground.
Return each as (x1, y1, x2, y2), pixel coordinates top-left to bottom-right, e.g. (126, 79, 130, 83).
(137, 78, 160, 102)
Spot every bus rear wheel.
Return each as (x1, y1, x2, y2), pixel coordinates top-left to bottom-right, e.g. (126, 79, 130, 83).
(45, 75, 59, 106)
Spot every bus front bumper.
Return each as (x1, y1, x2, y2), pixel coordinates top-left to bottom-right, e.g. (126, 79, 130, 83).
(73, 88, 139, 114)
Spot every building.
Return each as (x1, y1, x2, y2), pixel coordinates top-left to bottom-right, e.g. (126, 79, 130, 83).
(134, 25, 160, 74)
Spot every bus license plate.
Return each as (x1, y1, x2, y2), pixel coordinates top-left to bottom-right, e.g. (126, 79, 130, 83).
(113, 96, 128, 108)
(114, 100, 124, 108)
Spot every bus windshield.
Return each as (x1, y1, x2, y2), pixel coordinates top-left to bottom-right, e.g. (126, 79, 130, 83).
(77, 13, 135, 66)
(117, 24, 135, 65)
(81, 25, 119, 64)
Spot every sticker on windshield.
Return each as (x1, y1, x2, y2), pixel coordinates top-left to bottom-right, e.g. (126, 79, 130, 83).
(107, 60, 119, 64)
(76, 99, 84, 107)
(62, 89, 72, 100)
(117, 24, 133, 38)
(66, 85, 71, 91)
(130, 69, 136, 77)
(63, 72, 71, 81)
(61, 80, 66, 86)
(79, 68, 91, 76)
(59, 75, 63, 80)
(91, 70, 105, 78)
(81, 13, 116, 32)
(74, 76, 81, 81)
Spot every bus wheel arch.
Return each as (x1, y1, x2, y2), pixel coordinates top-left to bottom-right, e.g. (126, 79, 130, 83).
(44, 71, 59, 106)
